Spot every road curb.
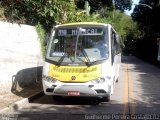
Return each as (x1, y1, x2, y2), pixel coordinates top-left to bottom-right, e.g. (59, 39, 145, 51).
(0, 91, 44, 113)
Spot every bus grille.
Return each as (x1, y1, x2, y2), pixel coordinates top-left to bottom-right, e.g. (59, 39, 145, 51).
(52, 67, 97, 73)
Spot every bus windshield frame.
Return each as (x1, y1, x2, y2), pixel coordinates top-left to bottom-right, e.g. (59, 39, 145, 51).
(46, 25, 109, 66)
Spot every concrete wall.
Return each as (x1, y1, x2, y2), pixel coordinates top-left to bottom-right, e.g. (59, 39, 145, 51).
(0, 21, 43, 93)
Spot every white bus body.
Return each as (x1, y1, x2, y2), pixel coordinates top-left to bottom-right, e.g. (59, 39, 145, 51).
(42, 22, 121, 102)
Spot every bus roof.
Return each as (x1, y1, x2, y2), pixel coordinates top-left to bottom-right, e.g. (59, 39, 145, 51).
(56, 22, 110, 27)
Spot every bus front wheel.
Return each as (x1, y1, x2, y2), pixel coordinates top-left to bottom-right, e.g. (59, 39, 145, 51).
(102, 96, 110, 102)
(52, 95, 62, 101)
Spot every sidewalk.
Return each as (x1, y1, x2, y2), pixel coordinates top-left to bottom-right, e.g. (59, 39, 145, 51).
(0, 82, 42, 110)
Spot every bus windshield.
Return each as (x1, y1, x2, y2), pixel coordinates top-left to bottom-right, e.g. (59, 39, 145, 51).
(46, 26, 109, 65)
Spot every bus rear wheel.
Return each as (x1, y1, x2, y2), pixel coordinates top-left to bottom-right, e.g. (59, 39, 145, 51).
(116, 78, 119, 83)
(90, 100, 100, 105)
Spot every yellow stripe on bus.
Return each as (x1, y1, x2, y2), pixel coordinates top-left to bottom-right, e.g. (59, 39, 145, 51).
(58, 22, 107, 26)
(48, 64, 102, 82)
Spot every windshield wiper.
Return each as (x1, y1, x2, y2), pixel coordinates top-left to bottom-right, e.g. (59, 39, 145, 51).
(56, 53, 67, 66)
(78, 46, 92, 66)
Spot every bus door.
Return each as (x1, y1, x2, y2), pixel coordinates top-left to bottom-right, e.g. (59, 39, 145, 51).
(111, 29, 120, 82)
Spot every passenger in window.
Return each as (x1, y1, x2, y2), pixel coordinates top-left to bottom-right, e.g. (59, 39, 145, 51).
(94, 39, 108, 58)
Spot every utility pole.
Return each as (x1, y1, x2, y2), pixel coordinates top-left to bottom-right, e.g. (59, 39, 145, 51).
(85, 1, 90, 16)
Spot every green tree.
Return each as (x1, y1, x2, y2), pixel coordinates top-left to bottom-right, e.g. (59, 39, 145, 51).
(131, 0, 160, 63)
(76, 0, 132, 13)
(114, 0, 132, 12)
(1, 0, 77, 30)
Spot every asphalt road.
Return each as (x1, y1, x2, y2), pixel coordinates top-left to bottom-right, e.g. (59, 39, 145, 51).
(1, 56, 160, 120)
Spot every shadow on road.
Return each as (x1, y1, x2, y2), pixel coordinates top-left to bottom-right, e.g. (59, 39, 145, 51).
(29, 94, 119, 105)
(25, 95, 125, 115)
(124, 56, 160, 114)
(11, 66, 43, 98)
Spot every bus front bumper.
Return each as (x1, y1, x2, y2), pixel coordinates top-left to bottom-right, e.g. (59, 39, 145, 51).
(42, 80, 111, 98)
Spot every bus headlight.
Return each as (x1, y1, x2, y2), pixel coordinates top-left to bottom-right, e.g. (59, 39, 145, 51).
(42, 75, 57, 83)
(91, 77, 106, 84)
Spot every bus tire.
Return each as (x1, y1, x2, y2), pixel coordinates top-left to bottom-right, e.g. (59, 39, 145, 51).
(102, 96, 110, 102)
(116, 78, 118, 83)
(52, 95, 62, 101)
(90, 100, 100, 105)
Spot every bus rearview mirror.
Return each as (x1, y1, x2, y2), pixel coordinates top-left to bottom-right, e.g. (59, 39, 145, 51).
(54, 39, 59, 43)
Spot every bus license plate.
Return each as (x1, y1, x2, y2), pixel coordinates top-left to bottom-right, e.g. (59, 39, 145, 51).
(67, 91, 80, 96)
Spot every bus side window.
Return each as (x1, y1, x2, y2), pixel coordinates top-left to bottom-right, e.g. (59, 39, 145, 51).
(111, 29, 119, 65)
(116, 34, 121, 54)
(114, 34, 118, 54)
(111, 30, 115, 65)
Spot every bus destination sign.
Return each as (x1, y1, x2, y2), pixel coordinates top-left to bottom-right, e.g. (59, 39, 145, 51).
(58, 28, 103, 36)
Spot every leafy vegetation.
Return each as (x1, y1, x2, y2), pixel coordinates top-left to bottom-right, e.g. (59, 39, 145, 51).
(132, 0, 160, 65)
(114, 0, 132, 12)
(36, 23, 46, 57)
(1, 0, 77, 29)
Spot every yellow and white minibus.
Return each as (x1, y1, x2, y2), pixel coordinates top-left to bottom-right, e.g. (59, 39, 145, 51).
(42, 22, 121, 103)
